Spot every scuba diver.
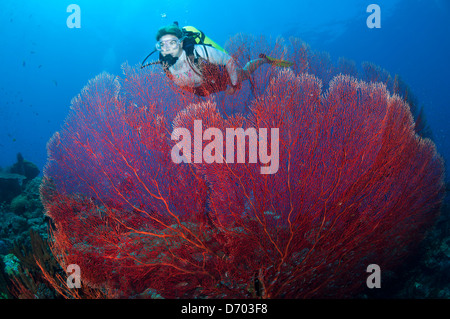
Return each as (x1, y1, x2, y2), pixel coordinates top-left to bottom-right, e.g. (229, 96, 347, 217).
(141, 22, 293, 96)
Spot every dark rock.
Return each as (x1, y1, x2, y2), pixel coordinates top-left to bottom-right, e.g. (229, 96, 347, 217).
(0, 172, 25, 204)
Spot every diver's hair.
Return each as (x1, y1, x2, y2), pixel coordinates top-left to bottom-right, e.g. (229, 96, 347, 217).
(156, 24, 183, 41)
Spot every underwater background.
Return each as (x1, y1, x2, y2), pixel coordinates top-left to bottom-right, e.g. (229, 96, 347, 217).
(0, 0, 449, 299)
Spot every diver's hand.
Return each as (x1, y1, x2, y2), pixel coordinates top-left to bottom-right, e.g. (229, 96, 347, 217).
(225, 85, 238, 95)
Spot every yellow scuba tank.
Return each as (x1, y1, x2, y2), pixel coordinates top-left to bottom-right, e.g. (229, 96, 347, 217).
(182, 26, 227, 54)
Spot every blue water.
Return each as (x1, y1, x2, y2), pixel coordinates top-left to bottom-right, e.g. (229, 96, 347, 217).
(1, 0, 449, 181)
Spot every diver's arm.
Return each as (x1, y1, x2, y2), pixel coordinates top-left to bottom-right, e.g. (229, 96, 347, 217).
(197, 45, 239, 86)
(225, 59, 240, 87)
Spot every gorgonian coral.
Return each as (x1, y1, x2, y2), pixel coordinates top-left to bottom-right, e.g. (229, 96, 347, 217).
(40, 35, 445, 298)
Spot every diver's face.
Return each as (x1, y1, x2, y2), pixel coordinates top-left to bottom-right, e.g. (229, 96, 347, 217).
(158, 35, 183, 57)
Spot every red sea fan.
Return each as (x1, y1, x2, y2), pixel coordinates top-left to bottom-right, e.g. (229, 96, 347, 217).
(40, 71, 212, 297)
(40, 36, 445, 298)
(175, 69, 444, 298)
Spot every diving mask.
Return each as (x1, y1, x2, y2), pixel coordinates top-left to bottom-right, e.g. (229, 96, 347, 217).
(156, 38, 181, 52)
